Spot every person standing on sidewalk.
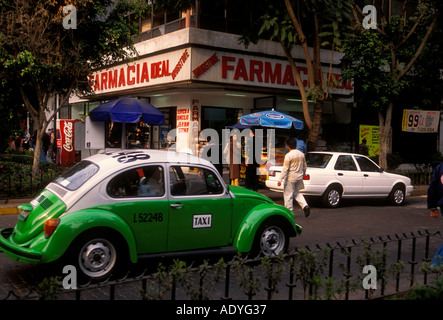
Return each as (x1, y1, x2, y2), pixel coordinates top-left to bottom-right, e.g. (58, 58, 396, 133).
(245, 129, 259, 191)
(428, 162, 443, 218)
(277, 138, 310, 217)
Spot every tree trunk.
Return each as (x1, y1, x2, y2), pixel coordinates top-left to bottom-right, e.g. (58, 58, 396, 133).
(280, 43, 313, 129)
(378, 102, 394, 169)
(307, 100, 323, 151)
(31, 111, 49, 177)
(32, 128, 44, 177)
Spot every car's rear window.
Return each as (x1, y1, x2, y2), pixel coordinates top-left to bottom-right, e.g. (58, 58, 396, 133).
(54, 161, 99, 191)
(306, 153, 332, 168)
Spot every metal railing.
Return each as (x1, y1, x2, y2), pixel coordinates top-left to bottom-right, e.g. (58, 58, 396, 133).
(0, 170, 58, 200)
(3, 230, 442, 300)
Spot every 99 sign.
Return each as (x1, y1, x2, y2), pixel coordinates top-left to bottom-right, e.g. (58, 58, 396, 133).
(407, 114, 422, 128)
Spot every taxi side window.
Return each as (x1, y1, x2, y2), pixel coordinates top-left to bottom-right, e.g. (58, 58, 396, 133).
(170, 166, 224, 196)
(107, 165, 165, 198)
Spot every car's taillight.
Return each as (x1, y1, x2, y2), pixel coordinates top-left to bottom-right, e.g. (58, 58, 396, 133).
(44, 218, 60, 238)
(303, 174, 310, 180)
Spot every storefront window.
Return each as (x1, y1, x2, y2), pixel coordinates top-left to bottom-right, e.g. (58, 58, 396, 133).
(106, 122, 122, 148)
(202, 106, 241, 132)
(127, 122, 150, 149)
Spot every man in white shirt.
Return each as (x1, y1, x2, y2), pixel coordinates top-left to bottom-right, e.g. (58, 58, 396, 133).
(277, 138, 310, 217)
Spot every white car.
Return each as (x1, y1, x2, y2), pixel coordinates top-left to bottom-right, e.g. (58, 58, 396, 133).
(265, 151, 414, 208)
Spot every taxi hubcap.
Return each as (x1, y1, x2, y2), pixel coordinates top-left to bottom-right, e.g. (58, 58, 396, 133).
(79, 239, 116, 278)
(260, 226, 285, 256)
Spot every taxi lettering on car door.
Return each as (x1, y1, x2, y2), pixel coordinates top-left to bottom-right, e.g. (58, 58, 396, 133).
(167, 165, 232, 251)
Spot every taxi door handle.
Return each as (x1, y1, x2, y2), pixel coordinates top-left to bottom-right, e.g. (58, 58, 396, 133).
(364, 174, 369, 177)
(170, 203, 184, 209)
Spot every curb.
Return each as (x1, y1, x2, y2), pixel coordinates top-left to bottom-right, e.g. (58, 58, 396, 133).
(0, 198, 33, 216)
(0, 207, 17, 215)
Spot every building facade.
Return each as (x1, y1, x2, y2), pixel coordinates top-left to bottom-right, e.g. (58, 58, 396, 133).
(66, 2, 354, 162)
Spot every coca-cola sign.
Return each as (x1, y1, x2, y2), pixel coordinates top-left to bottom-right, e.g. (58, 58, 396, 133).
(63, 121, 74, 152)
(57, 119, 76, 164)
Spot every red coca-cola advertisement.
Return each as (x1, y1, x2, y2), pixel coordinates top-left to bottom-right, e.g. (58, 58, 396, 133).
(56, 119, 76, 165)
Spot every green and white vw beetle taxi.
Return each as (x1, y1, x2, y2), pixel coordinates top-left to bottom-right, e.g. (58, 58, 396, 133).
(0, 150, 302, 280)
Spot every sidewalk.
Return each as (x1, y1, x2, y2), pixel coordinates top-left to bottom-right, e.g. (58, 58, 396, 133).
(0, 185, 429, 216)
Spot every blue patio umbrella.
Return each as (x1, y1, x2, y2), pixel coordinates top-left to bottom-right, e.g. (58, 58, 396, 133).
(240, 110, 303, 130)
(89, 97, 164, 125)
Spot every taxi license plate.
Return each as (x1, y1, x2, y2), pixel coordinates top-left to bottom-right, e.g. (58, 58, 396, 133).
(18, 210, 30, 221)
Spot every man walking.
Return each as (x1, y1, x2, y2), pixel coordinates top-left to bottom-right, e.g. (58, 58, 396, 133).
(277, 138, 310, 217)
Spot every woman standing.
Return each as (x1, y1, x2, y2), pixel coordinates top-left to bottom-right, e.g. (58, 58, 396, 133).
(227, 133, 241, 186)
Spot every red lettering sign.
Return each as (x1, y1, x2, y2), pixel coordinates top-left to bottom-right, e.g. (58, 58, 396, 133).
(192, 53, 219, 79)
(220, 55, 352, 90)
(57, 120, 76, 165)
(171, 49, 189, 80)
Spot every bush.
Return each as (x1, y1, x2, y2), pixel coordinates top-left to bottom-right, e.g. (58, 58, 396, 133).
(392, 277, 443, 300)
(0, 152, 65, 199)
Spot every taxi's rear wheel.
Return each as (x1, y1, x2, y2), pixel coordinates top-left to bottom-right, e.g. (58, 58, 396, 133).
(78, 237, 117, 280)
(70, 230, 126, 282)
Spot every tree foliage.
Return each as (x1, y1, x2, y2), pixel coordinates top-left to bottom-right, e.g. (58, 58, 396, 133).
(344, 0, 441, 168)
(240, 0, 352, 150)
(0, 0, 149, 175)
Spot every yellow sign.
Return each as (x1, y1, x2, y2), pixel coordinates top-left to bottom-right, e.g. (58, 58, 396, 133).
(359, 125, 379, 157)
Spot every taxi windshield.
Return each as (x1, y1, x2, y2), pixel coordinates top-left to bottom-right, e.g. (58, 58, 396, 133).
(54, 161, 99, 191)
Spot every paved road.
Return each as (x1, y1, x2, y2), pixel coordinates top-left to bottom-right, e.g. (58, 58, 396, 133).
(1, 190, 442, 299)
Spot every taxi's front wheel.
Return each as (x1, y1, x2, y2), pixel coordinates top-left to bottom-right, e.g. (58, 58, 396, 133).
(252, 220, 289, 257)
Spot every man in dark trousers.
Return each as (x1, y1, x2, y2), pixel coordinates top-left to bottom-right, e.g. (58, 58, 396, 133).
(428, 162, 443, 265)
(428, 162, 443, 218)
(245, 129, 259, 191)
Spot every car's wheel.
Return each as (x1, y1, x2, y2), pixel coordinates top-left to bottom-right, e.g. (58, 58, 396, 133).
(389, 184, 406, 206)
(252, 221, 288, 257)
(70, 231, 126, 282)
(322, 185, 342, 208)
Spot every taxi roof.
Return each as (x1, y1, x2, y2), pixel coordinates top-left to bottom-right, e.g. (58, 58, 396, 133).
(86, 149, 212, 169)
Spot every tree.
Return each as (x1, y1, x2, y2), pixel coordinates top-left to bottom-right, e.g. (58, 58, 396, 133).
(344, 0, 441, 169)
(0, 83, 27, 151)
(241, 0, 353, 150)
(0, 0, 148, 175)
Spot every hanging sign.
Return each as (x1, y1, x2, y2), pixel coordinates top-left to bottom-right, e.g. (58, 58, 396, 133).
(359, 125, 380, 157)
(402, 110, 440, 133)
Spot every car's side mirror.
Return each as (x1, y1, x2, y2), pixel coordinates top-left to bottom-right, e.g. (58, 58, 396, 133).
(379, 167, 384, 173)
